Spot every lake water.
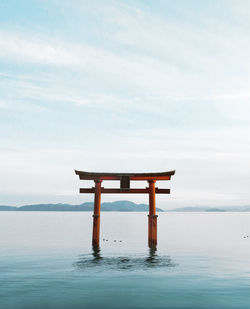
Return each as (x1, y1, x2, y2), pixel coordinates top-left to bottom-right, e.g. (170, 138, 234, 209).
(1, 211, 250, 309)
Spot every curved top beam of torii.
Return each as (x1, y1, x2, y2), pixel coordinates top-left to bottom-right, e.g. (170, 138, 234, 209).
(75, 170, 175, 181)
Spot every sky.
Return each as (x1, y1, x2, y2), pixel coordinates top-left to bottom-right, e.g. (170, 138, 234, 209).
(0, 0, 250, 209)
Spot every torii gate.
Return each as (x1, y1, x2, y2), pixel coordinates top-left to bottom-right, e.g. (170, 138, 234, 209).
(75, 170, 175, 248)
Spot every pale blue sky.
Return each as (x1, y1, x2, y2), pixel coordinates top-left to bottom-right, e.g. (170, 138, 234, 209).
(0, 0, 250, 208)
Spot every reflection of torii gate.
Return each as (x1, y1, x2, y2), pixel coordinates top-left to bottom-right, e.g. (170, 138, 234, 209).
(75, 170, 175, 248)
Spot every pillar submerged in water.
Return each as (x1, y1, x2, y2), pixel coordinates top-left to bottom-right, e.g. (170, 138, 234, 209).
(75, 170, 175, 248)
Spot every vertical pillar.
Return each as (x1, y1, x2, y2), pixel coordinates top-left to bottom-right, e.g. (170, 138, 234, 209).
(92, 179, 102, 248)
(148, 180, 158, 248)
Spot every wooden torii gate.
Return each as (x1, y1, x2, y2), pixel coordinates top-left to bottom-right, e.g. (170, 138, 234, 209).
(75, 170, 175, 248)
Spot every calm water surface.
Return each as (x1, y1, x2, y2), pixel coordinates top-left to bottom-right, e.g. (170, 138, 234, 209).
(1, 212, 250, 308)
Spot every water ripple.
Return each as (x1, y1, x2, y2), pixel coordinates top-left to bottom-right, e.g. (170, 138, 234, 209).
(73, 248, 178, 271)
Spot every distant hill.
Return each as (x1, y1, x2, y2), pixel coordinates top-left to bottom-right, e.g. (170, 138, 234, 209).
(0, 206, 18, 211)
(3, 202, 250, 212)
(0, 200, 163, 212)
(169, 206, 250, 212)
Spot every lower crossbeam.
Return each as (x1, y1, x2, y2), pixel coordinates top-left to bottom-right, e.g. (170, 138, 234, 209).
(79, 188, 170, 194)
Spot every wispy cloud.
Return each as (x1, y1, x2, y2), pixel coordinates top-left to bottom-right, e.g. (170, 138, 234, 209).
(0, 31, 78, 65)
(0, 100, 6, 108)
(1, 1, 250, 206)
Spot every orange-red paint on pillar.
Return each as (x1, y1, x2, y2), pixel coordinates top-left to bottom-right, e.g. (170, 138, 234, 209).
(92, 179, 102, 248)
(148, 180, 158, 248)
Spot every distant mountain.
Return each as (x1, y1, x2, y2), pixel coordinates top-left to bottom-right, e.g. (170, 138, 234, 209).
(169, 206, 250, 212)
(0, 205, 18, 211)
(169, 206, 208, 212)
(0, 200, 163, 212)
(3, 202, 250, 212)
